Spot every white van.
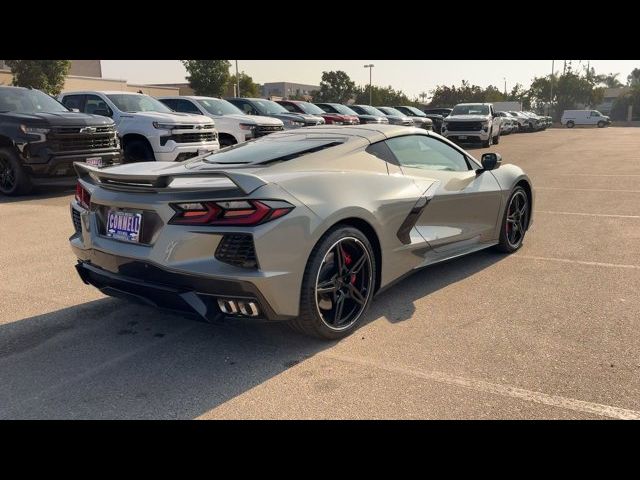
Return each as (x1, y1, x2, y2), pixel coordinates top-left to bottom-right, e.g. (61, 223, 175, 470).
(561, 110, 611, 128)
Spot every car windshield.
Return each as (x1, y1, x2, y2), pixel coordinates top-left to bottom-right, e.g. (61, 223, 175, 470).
(200, 136, 344, 165)
(197, 98, 244, 116)
(403, 106, 426, 117)
(376, 107, 405, 117)
(0, 87, 69, 113)
(354, 105, 385, 116)
(106, 94, 173, 113)
(251, 100, 289, 115)
(296, 102, 325, 115)
(451, 104, 490, 115)
(328, 104, 357, 115)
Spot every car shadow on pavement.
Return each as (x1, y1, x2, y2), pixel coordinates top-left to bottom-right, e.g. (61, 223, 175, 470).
(0, 185, 75, 204)
(0, 249, 505, 419)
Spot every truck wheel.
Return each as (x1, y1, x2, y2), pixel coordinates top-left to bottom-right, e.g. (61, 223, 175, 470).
(0, 147, 33, 196)
(566, 121, 575, 128)
(492, 132, 500, 144)
(597, 121, 605, 128)
(123, 139, 155, 163)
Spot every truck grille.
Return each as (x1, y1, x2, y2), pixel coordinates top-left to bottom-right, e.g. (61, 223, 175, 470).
(161, 132, 218, 145)
(254, 125, 285, 137)
(215, 234, 258, 269)
(49, 125, 118, 153)
(446, 121, 483, 131)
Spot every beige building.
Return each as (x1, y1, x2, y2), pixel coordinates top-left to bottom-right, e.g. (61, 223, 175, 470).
(0, 60, 179, 97)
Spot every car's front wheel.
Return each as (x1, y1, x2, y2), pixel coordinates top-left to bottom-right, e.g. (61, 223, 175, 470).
(123, 139, 155, 163)
(290, 225, 376, 339)
(566, 121, 575, 128)
(496, 186, 530, 253)
(597, 121, 606, 128)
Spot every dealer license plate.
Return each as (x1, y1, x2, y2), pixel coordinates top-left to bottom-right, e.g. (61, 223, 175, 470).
(86, 157, 103, 167)
(106, 210, 142, 243)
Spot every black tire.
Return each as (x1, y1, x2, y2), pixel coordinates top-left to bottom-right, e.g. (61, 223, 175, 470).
(492, 132, 500, 144)
(597, 121, 605, 128)
(566, 121, 575, 128)
(495, 186, 530, 253)
(123, 139, 155, 163)
(482, 130, 492, 148)
(289, 225, 376, 340)
(0, 147, 33, 196)
(219, 135, 237, 148)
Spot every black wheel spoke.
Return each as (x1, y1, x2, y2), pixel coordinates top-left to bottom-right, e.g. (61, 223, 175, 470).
(315, 237, 373, 330)
(348, 254, 367, 275)
(348, 284, 365, 305)
(333, 293, 345, 325)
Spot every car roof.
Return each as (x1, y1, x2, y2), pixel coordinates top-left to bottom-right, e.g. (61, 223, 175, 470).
(274, 123, 426, 140)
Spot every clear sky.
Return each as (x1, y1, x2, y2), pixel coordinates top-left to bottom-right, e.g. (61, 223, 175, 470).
(101, 60, 639, 99)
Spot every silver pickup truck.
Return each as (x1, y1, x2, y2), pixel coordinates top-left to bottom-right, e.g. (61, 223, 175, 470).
(441, 103, 502, 147)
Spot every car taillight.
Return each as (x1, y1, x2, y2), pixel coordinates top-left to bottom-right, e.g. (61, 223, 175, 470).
(75, 182, 91, 209)
(169, 200, 294, 226)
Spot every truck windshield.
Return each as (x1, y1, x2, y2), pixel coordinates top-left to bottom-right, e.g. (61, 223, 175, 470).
(451, 105, 490, 115)
(197, 98, 244, 116)
(0, 87, 69, 113)
(354, 105, 386, 116)
(106, 94, 173, 113)
(296, 102, 326, 115)
(403, 106, 426, 117)
(252, 100, 289, 115)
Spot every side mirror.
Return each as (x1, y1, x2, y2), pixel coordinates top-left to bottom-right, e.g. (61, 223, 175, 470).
(480, 152, 502, 171)
(70, 108, 80, 113)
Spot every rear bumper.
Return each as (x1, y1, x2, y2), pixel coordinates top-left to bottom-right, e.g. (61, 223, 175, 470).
(74, 257, 293, 322)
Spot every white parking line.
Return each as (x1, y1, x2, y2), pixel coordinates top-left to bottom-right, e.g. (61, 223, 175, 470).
(320, 352, 640, 420)
(551, 173, 640, 177)
(536, 187, 640, 193)
(516, 255, 640, 270)
(537, 210, 640, 219)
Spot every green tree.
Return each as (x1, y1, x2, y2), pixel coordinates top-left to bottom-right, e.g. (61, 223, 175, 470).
(228, 71, 260, 97)
(312, 71, 356, 103)
(610, 84, 640, 121)
(353, 85, 412, 106)
(627, 68, 640, 86)
(5, 60, 71, 95)
(596, 72, 623, 88)
(182, 60, 231, 97)
(483, 85, 505, 102)
(528, 71, 604, 119)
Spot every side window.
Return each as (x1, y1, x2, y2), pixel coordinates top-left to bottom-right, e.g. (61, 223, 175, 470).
(281, 102, 297, 113)
(175, 99, 201, 114)
(385, 135, 470, 172)
(160, 98, 177, 110)
(84, 94, 111, 116)
(366, 141, 398, 165)
(591, 111, 600, 117)
(61, 95, 84, 111)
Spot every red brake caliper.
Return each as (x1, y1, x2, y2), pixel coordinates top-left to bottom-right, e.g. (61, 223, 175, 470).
(341, 247, 356, 284)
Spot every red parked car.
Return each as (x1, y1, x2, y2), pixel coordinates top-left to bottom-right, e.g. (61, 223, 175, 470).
(276, 100, 359, 125)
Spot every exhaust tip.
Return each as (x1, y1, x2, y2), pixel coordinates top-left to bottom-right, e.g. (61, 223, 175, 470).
(217, 298, 260, 317)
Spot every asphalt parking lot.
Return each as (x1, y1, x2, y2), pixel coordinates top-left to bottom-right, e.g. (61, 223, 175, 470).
(1, 127, 639, 419)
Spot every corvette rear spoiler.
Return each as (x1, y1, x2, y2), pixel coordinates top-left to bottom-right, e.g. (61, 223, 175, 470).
(74, 162, 268, 195)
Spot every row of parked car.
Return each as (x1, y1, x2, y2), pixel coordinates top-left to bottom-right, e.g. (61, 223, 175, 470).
(0, 84, 551, 196)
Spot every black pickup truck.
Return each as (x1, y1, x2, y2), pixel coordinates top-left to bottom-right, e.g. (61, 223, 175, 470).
(0, 86, 122, 196)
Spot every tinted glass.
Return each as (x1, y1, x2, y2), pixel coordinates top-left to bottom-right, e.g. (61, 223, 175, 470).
(200, 136, 344, 165)
(197, 98, 244, 115)
(451, 104, 490, 115)
(385, 135, 469, 172)
(106, 94, 173, 113)
(0, 87, 69, 113)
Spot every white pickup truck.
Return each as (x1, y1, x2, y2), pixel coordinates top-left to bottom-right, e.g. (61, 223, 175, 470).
(58, 91, 220, 162)
(441, 102, 502, 147)
(157, 96, 284, 147)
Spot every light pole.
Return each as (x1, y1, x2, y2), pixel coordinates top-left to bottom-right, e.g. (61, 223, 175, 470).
(549, 60, 554, 118)
(364, 64, 374, 105)
(235, 60, 240, 97)
(503, 77, 507, 96)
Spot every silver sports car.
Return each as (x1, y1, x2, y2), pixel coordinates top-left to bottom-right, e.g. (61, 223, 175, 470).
(70, 125, 533, 339)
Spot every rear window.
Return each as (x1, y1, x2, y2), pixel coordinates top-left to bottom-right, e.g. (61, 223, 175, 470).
(199, 136, 345, 166)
